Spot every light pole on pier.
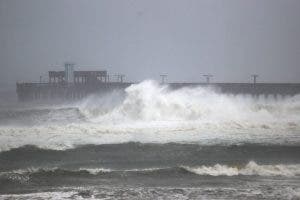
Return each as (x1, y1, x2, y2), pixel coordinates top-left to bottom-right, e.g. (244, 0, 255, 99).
(160, 75, 167, 84)
(119, 74, 125, 83)
(203, 74, 213, 84)
(251, 74, 258, 84)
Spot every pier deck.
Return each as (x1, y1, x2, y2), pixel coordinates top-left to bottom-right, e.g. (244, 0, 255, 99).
(16, 82, 300, 102)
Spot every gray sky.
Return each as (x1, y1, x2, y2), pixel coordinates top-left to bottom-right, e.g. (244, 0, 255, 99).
(0, 0, 300, 88)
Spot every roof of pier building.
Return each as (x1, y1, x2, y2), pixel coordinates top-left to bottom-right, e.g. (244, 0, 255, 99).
(48, 70, 107, 78)
(73, 71, 107, 77)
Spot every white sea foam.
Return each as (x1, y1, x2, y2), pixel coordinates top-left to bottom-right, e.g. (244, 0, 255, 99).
(0, 80, 300, 152)
(0, 167, 165, 177)
(0, 167, 111, 178)
(0, 191, 79, 200)
(78, 167, 163, 175)
(0, 167, 58, 177)
(182, 161, 300, 177)
(3, 162, 299, 177)
(1, 122, 300, 152)
(1, 186, 300, 200)
(79, 168, 112, 174)
(80, 80, 300, 123)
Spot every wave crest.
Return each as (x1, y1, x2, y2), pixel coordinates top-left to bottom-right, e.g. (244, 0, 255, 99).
(1, 162, 300, 179)
(79, 80, 300, 129)
(182, 161, 300, 177)
(1, 81, 300, 151)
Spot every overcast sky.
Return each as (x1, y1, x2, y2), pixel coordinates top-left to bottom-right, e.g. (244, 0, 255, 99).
(0, 0, 300, 89)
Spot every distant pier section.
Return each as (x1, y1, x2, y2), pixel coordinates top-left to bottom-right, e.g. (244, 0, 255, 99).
(17, 63, 132, 101)
(16, 63, 300, 101)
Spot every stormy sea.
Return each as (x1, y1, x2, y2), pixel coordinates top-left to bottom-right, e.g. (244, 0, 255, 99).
(0, 80, 300, 199)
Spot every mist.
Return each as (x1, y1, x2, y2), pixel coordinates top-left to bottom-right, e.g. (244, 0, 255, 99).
(1, 1, 300, 198)
(1, 0, 300, 91)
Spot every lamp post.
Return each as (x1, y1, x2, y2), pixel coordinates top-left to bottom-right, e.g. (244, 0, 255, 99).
(160, 74, 167, 84)
(203, 74, 213, 83)
(251, 74, 258, 84)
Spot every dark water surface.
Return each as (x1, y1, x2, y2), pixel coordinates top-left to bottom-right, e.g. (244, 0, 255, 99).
(0, 143, 300, 199)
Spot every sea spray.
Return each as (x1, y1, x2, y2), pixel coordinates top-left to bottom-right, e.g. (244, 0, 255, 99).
(80, 80, 300, 127)
(0, 80, 300, 152)
(182, 161, 300, 177)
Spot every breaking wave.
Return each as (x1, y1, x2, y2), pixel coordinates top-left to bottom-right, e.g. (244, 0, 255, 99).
(182, 161, 300, 177)
(2, 80, 300, 127)
(1, 161, 300, 181)
(80, 80, 300, 124)
(0, 80, 300, 151)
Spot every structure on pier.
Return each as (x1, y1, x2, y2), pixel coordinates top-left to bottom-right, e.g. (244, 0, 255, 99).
(48, 63, 108, 84)
(16, 63, 300, 102)
(16, 63, 131, 101)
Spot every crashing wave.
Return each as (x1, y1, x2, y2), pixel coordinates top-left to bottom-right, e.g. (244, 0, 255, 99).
(0, 80, 300, 152)
(1, 161, 300, 178)
(79, 80, 300, 124)
(182, 161, 300, 177)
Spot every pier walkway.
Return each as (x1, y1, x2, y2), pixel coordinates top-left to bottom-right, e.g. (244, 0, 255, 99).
(16, 82, 300, 101)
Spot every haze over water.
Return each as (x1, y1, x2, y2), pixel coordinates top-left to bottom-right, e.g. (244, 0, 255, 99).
(1, 0, 300, 199)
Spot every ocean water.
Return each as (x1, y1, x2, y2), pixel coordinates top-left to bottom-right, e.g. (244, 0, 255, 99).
(0, 80, 300, 199)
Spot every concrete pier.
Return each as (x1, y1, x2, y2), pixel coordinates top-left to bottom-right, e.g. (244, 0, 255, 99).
(169, 82, 300, 97)
(16, 64, 300, 102)
(16, 81, 300, 102)
(16, 82, 132, 102)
